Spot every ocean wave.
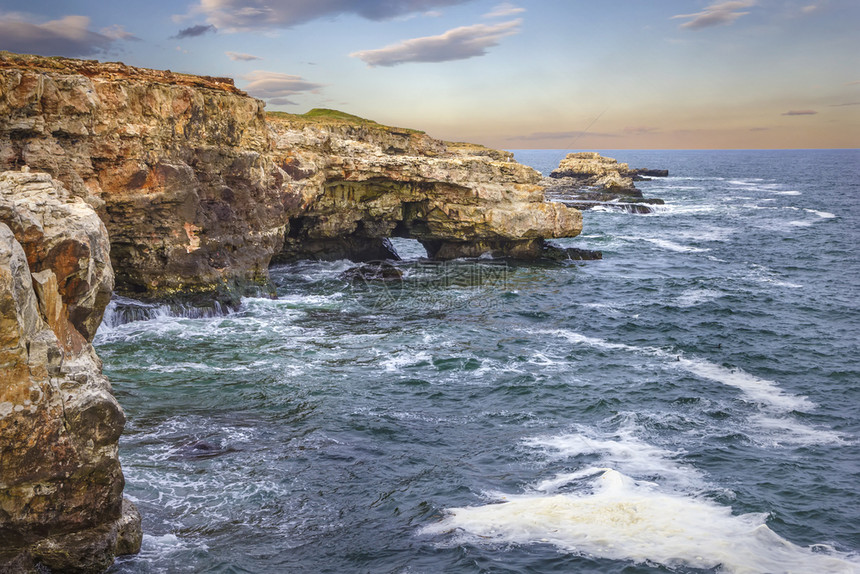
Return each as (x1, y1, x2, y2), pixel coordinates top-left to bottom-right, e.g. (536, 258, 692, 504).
(543, 328, 814, 412)
(523, 425, 703, 489)
(423, 468, 860, 573)
(806, 209, 837, 219)
(674, 288, 725, 307)
(533, 329, 841, 446)
(619, 235, 710, 253)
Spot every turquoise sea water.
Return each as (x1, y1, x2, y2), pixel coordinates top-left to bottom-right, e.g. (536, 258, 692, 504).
(99, 149, 860, 573)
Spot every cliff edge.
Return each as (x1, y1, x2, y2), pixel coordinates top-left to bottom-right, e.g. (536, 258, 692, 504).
(0, 52, 586, 307)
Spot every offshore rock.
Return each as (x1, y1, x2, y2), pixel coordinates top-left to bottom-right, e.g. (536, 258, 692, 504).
(0, 170, 140, 573)
(546, 152, 666, 213)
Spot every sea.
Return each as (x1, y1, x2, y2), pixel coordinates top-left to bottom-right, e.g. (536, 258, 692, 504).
(98, 149, 860, 573)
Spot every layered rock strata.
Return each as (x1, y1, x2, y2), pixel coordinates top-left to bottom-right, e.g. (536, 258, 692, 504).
(267, 112, 582, 261)
(0, 53, 588, 307)
(545, 152, 667, 214)
(0, 52, 291, 306)
(0, 170, 141, 572)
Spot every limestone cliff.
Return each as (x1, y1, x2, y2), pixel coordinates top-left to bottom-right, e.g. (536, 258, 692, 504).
(0, 170, 141, 572)
(0, 51, 291, 306)
(268, 110, 581, 261)
(0, 53, 585, 307)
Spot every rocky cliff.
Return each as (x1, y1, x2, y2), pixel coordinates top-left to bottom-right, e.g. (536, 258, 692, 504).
(0, 52, 586, 307)
(0, 170, 141, 573)
(0, 52, 291, 306)
(268, 110, 581, 261)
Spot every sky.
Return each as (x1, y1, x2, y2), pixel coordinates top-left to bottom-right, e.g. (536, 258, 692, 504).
(0, 0, 858, 149)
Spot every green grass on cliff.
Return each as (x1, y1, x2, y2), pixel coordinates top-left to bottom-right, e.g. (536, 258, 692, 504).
(267, 108, 424, 134)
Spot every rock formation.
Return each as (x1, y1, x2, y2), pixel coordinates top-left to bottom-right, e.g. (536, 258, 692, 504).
(267, 110, 582, 262)
(0, 53, 588, 308)
(0, 170, 141, 573)
(0, 51, 292, 307)
(545, 152, 667, 214)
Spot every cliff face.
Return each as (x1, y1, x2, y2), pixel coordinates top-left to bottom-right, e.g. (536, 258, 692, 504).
(0, 52, 291, 305)
(0, 170, 140, 573)
(0, 53, 584, 305)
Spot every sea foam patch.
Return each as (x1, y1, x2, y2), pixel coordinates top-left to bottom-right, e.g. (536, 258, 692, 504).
(524, 427, 703, 490)
(423, 469, 860, 574)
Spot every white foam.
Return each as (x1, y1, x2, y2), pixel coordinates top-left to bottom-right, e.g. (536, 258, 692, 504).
(774, 190, 802, 196)
(788, 220, 814, 227)
(675, 288, 724, 307)
(620, 236, 709, 253)
(747, 413, 846, 447)
(536, 329, 839, 444)
(676, 357, 814, 413)
(806, 209, 836, 219)
(380, 350, 433, 372)
(424, 469, 860, 574)
(524, 427, 702, 489)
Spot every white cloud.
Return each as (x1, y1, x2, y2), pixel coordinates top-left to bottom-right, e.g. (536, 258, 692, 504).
(242, 70, 323, 104)
(672, 1, 755, 30)
(509, 131, 619, 141)
(0, 13, 119, 57)
(351, 19, 521, 67)
(100, 24, 140, 41)
(484, 3, 525, 18)
(188, 0, 473, 31)
(226, 51, 262, 61)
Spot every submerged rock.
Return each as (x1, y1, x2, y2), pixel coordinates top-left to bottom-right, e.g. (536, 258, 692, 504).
(0, 170, 140, 572)
(341, 261, 405, 282)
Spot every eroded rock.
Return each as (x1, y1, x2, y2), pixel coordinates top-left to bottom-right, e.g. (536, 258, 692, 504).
(1, 54, 588, 310)
(545, 152, 667, 213)
(268, 114, 582, 262)
(0, 170, 139, 573)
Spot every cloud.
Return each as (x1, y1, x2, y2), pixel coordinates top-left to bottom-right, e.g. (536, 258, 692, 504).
(623, 126, 659, 135)
(782, 109, 817, 115)
(829, 102, 860, 107)
(484, 3, 525, 18)
(173, 24, 216, 39)
(672, 1, 755, 30)
(242, 70, 323, 104)
(509, 131, 619, 141)
(0, 13, 121, 57)
(749, 127, 769, 131)
(100, 24, 141, 41)
(188, 0, 474, 32)
(351, 19, 521, 67)
(226, 51, 261, 61)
